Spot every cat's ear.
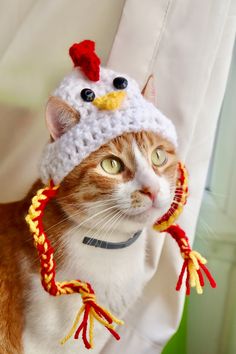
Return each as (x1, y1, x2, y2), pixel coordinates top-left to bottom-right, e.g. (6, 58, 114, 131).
(45, 96, 80, 140)
(141, 75, 157, 106)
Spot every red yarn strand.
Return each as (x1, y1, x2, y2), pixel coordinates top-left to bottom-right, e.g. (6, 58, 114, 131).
(92, 303, 113, 324)
(185, 270, 191, 296)
(106, 327, 121, 341)
(197, 269, 205, 287)
(200, 263, 217, 288)
(80, 306, 91, 349)
(176, 260, 188, 291)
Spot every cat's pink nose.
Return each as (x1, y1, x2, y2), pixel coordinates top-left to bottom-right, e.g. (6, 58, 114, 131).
(140, 187, 156, 202)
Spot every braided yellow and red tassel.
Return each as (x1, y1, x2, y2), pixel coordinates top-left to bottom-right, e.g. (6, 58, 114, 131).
(154, 163, 216, 295)
(25, 182, 123, 350)
(166, 224, 216, 294)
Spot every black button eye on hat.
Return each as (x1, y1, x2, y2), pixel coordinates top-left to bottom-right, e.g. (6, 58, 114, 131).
(113, 77, 128, 90)
(80, 88, 95, 102)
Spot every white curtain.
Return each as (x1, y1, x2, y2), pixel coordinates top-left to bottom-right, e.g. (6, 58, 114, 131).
(103, 1, 235, 353)
(0, 0, 235, 353)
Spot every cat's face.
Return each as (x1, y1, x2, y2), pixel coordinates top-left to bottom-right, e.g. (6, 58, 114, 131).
(57, 131, 178, 235)
(45, 75, 178, 238)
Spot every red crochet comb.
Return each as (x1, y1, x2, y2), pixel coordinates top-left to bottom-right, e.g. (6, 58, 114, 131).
(69, 40, 100, 82)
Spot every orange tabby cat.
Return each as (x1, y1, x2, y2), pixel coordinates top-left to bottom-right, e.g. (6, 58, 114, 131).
(0, 83, 178, 354)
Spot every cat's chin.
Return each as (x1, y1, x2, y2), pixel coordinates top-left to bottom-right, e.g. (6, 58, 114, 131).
(122, 205, 168, 228)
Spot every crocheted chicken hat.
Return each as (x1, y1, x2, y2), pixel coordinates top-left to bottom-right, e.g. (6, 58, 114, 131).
(40, 40, 177, 184)
(26, 40, 216, 350)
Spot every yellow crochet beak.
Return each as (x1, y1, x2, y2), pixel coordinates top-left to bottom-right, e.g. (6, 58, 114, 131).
(93, 91, 126, 111)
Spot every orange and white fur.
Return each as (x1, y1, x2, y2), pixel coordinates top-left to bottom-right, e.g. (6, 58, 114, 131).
(0, 79, 178, 354)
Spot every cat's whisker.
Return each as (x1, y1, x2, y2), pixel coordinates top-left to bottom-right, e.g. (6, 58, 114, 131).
(86, 205, 130, 246)
(57, 192, 122, 202)
(65, 198, 131, 212)
(106, 206, 135, 241)
(92, 210, 124, 248)
(66, 198, 116, 206)
(58, 199, 117, 211)
(62, 204, 130, 240)
(52, 208, 116, 248)
(100, 209, 127, 241)
(45, 202, 119, 232)
(102, 205, 134, 240)
(63, 212, 114, 240)
(52, 208, 121, 259)
(81, 196, 123, 204)
(81, 198, 131, 210)
(102, 211, 127, 248)
(45, 199, 131, 232)
(85, 209, 121, 246)
(44, 203, 130, 257)
(45, 209, 85, 232)
(81, 202, 130, 247)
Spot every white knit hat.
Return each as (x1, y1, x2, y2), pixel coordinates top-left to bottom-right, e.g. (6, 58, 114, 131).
(40, 40, 177, 185)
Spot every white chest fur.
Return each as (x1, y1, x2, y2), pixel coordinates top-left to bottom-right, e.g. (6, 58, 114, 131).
(23, 227, 150, 354)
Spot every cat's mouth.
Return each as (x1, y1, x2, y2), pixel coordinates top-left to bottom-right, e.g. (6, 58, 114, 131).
(118, 203, 171, 229)
(121, 206, 154, 220)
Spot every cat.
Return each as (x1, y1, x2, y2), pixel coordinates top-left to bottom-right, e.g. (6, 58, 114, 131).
(0, 79, 178, 354)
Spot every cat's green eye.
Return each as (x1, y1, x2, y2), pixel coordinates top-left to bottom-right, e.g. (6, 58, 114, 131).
(151, 148, 168, 167)
(101, 157, 124, 175)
